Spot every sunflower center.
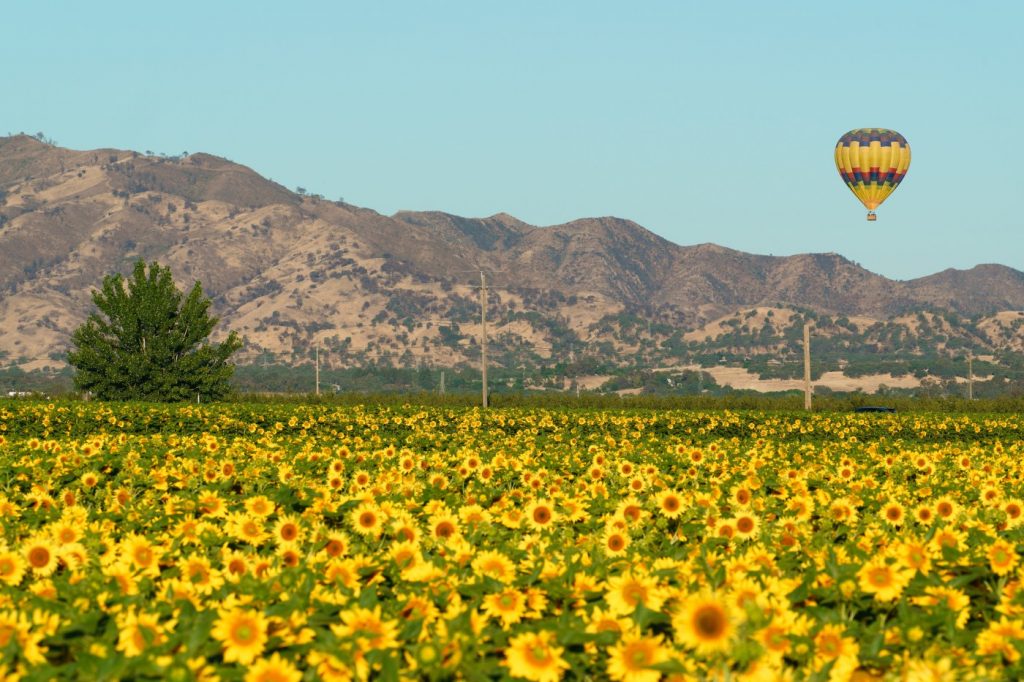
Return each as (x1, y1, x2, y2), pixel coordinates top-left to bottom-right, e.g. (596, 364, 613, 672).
(533, 508, 551, 524)
(498, 593, 518, 610)
(623, 584, 646, 606)
(28, 547, 50, 568)
(693, 605, 727, 639)
(737, 517, 754, 533)
(526, 644, 551, 666)
(232, 622, 256, 644)
(869, 568, 891, 587)
(820, 634, 841, 656)
(627, 643, 652, 668)
(765, 627, 788, 651)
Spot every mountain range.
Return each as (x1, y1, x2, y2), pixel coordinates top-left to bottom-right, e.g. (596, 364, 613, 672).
(2, 134, 1021, 392)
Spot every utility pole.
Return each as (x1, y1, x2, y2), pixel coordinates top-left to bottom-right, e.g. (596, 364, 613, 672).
(315, 344, 320, 396)
(803, 322, 812, 410)
(440, 370, 446, 395)
(480, 270, 488, 408)
(968, 353, 974, 400)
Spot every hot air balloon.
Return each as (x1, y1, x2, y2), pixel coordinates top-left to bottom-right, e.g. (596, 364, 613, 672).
(834, 128, 910, 221)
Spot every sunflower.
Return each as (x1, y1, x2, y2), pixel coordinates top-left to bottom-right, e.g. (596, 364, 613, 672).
(812, 623, 859, 669)
(115, 609, 168, 658)
(244, 652, 303, 682)
(277, 543, 303, 569)
(352, 469, 372, 488)
(857, 559, 912, 601)
(525, 500, 557, 531)
(755, 617, 793, 658)
(459, 503, 492, 528)
(655, 490, 684, 519)
(331, 605, 400, 651)
(49, 520, 82, 546)
(999, 581, 1024, 618)
(934, 496, 958, 520)
(560, 498, 589, 523)
(23, 536, 59, 576)
(911, 586, 970, 628)
(273, 515, 303, 544)
(386, 540, 420, 574)
(786, 495, 813, 520)
(398, 593, 440, 623)
(1004, 499, 1024, 528)
(471, 550, 516, 583)
(212, 607, 269, 665)
(226, 512, 270, 547)
(426, 511, 459, 541)
(727, 576, 766, 613)
(322, 558, 360, 589)
(829, 499, 859, 524)
(104, 559, 139, 596)
(988, 538, 1019, 576)
(180, 555, 223, 594)
(222, 549, 250, 580)
(627, 476, 646, 493)
(602, 527, 631, 557)
(482, 588, 528, 626)
(197, 491, 227, 517)
(0, 610, 47, 665)
(606, 631, 670, 682)
(503, 630, 569, 682)
(714, 519, 736, 540)
(242, 494, 276, 517)
(351, 503, 384, 537)
(732, 513, 760, 540)
(975, 617, 1024, 662)
(0, 550, 26, 586)
(584, 607, 631, 635)
(879, 500, 905, 527)
(930, 527, 966, 554)
(673, 592, 734, 656)
(605, 571, 665, 616)
(913, 504, 935, 525)
(320, 532, 351, 559)
(730, 486, 753, 508)
(615, 497, 645, 526)
(896, 539, 933, 574)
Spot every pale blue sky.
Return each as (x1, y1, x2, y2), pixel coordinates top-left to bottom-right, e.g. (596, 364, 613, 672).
(3, 2, 1021, 280)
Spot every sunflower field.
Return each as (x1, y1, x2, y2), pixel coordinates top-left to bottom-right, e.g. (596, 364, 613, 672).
(2, 401, 1024, 680)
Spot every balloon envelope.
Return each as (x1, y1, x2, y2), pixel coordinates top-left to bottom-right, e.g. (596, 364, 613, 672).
(834, 128, 910, 217)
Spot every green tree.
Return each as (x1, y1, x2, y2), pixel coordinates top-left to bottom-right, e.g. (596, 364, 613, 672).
(68, 261, 242, 401)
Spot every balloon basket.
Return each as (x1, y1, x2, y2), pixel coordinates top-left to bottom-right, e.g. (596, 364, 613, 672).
(866, 212, 877, 221)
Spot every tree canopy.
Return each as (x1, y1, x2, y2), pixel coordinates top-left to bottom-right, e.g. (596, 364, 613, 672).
(68, 260, 241, 401)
